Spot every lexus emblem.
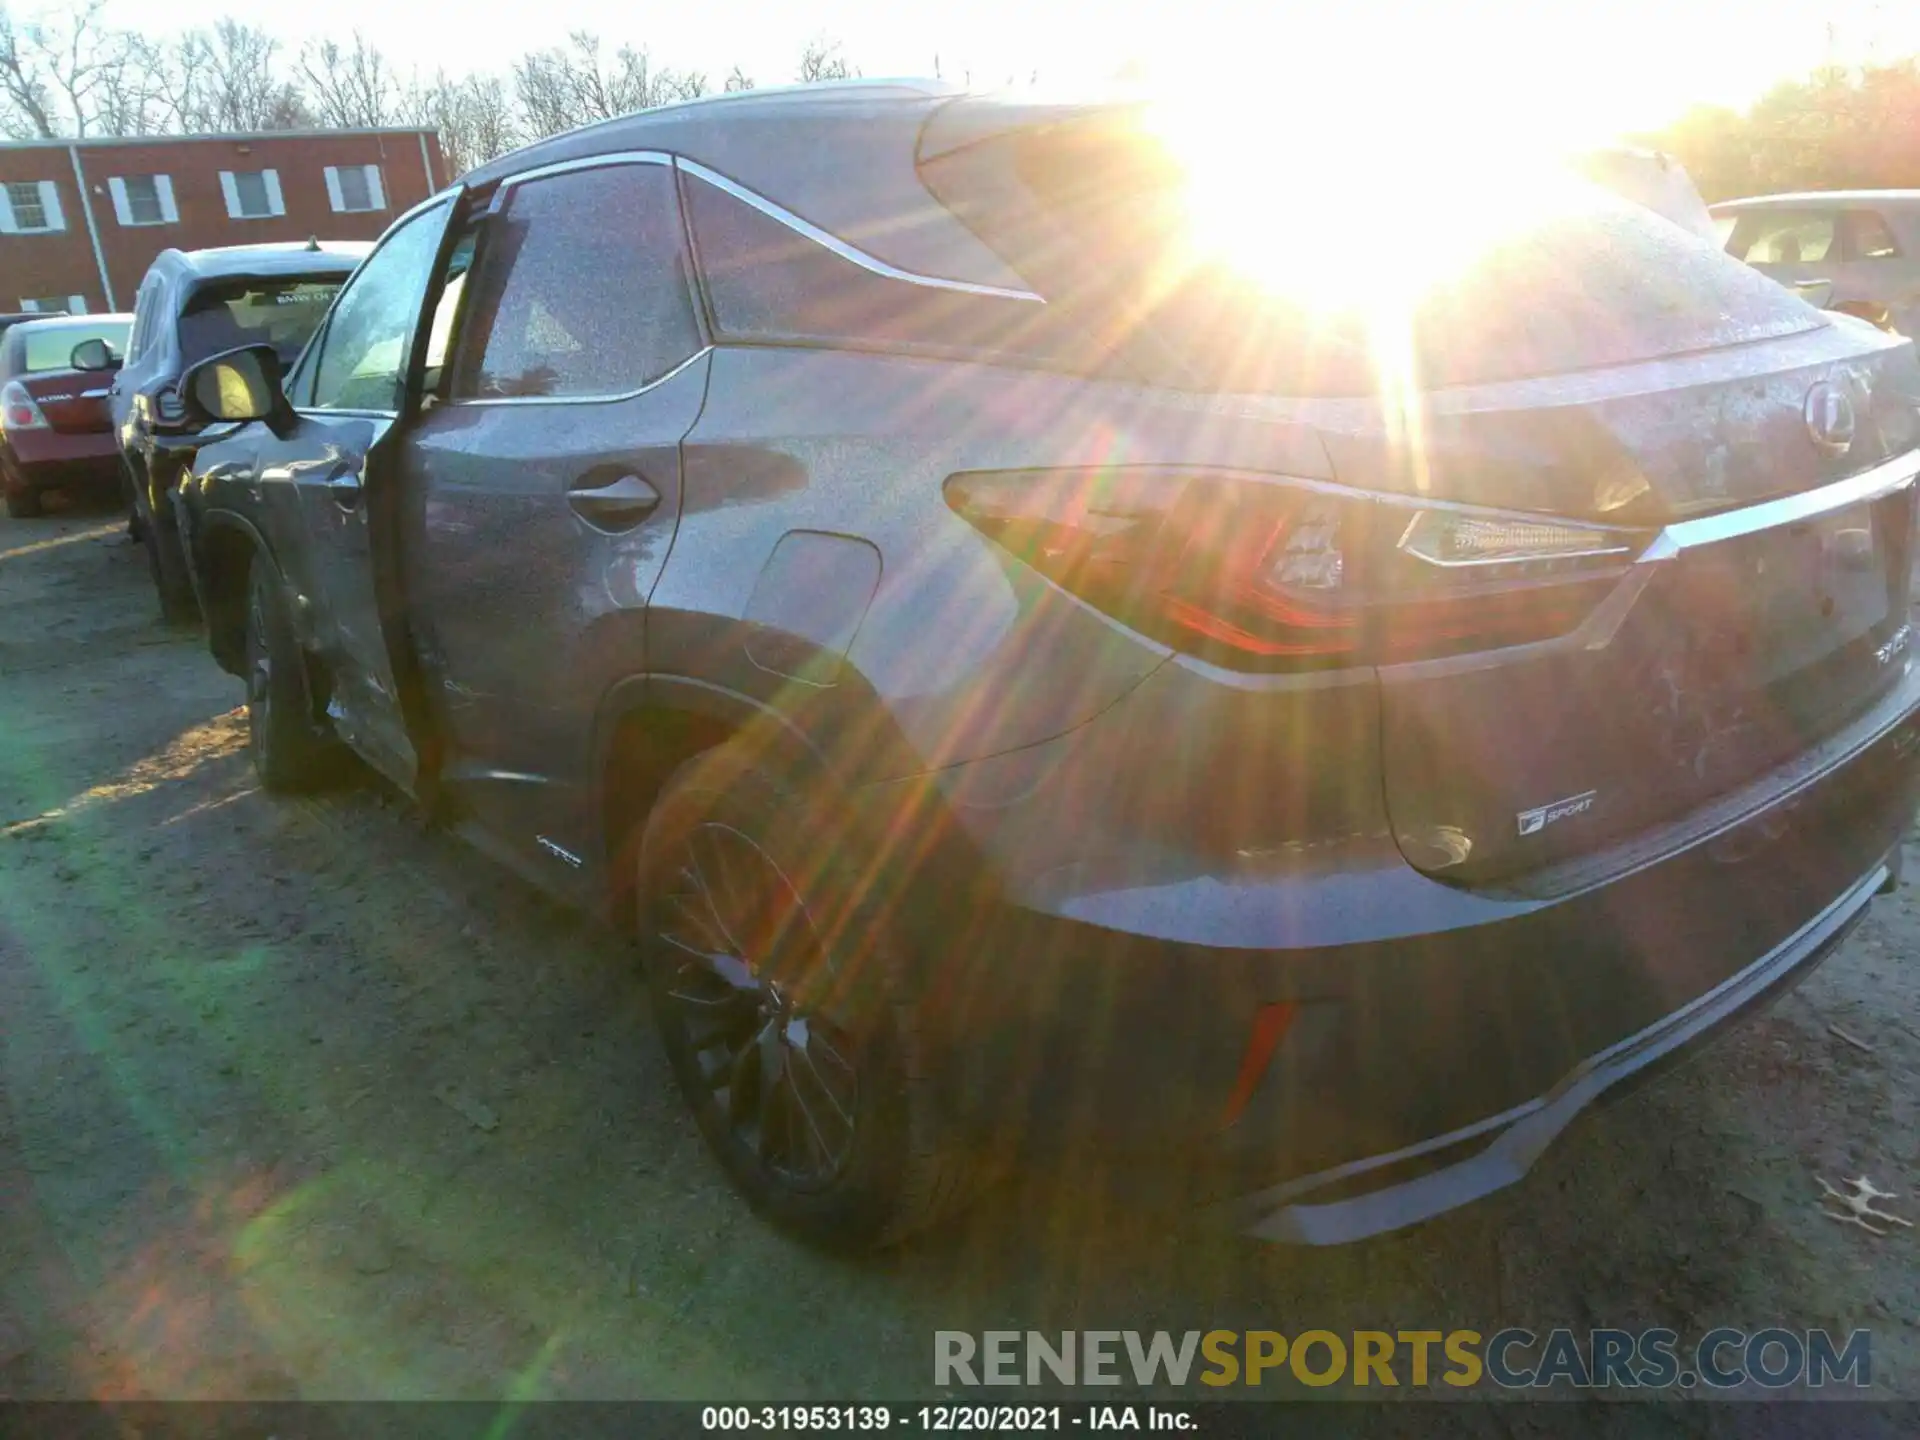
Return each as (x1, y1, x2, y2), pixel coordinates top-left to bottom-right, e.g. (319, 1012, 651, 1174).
(1804, 380, 1857, 458)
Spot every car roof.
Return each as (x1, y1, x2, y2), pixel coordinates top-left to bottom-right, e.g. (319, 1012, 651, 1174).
(10, 313, 132, 332)
(1710, 190, 1920, 212)
(458, 80, 1068, 292)
(152, 240, 373, 282)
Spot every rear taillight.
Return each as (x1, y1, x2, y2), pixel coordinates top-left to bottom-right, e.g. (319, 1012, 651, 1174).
(946, 468, 1650, 669)
(1, 380, 46, 432)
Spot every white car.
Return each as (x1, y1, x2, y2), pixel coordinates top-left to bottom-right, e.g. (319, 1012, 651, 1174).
(1711, 190, 1920, 336)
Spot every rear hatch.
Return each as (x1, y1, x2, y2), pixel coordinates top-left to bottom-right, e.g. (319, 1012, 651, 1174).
(919, 98, 1920, 884)
(1352, 324, 1920, 883)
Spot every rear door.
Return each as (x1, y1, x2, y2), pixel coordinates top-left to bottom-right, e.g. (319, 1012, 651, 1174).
(250, 195, 461, 791)
(400, 155, 709, 878)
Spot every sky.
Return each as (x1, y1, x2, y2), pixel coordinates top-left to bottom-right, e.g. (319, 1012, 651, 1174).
(94, 0, 1920, 144)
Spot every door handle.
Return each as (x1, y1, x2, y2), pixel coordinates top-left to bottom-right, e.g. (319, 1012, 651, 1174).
(567, 472, 660, 531)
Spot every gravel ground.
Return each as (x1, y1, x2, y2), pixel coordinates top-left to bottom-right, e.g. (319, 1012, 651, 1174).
(1, 495, 1916, 1411)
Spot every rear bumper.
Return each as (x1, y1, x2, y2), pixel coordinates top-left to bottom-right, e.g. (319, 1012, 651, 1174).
(867, 653, 1920, 1237)
(2, 429, 119, 486)
(1224, 849, 1885, 1243)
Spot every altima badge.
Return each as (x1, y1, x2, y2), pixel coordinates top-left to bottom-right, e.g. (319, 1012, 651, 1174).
(1517, 789, 1597, 837)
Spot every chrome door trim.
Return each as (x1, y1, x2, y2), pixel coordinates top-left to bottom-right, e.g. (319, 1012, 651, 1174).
(496, 150, 675, 190)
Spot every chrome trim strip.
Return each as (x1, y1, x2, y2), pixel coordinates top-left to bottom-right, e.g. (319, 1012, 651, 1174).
(1640, 446, 1920, 562)
(497, 150, 673, 189)
(536, 836, 584, 869)
(449, 345, 710, 409)
(674, 157, 1044, 304)
(1229, 857, 1886, 1244)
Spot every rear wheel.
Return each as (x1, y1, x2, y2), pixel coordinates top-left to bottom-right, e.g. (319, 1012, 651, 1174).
(635, 750, 984, 1249)
(243, 560, 339, 792)
(4, 482, 40, 519)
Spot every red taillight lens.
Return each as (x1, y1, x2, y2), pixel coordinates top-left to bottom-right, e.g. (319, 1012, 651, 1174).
(946, 468, 1649, 669)
(1, 380, 46, 431)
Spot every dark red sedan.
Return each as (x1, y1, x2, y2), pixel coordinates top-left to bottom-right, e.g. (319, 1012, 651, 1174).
(1, 313, 131, 518)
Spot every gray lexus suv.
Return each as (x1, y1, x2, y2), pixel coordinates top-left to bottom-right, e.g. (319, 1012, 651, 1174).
(172, 81, 1920, 1250)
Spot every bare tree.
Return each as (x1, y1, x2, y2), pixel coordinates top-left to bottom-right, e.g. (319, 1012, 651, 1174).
(413, 71, 515, 179)
(798, 37, 854, 83)
(300, 32, 399, 128)
(0, 10, 56, 138)
(142, 22, 304, 134)
(200, 21, 305, 131)
(0, 1, 136, 137)
(513, 31, 703, 139)
(723, 66, 755, 93)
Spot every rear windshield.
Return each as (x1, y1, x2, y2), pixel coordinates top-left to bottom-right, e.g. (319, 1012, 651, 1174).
(179, 277, 344, 367)
(919, 116, 1823, 394)
(20, 321, 129, 374)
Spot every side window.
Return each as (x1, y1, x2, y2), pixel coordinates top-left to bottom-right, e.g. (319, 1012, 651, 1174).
(1733, 211, 1836, 265)
(1845, 211, 1902, 261)
(451, 163, 698, 400)
(309, 199, 453, 413)
(682, 171, 1051, 359)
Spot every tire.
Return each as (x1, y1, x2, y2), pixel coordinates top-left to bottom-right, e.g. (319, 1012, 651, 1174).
(4, 483, 40, 519)
(635, 748, 985, 1250)
(243, 559, 339, 792)
(141, 500, 199, 625)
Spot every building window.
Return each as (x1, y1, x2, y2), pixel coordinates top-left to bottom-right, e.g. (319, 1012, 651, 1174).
(325, 164, 386, 214)
(20, 296, 86, 315)
(219, 168, 284, 220)
(0, 180, 65, 234)
(109, 174, 178, 227)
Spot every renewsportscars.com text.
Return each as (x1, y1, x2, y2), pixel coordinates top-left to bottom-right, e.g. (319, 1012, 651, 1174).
(934, 1328, 1872, 1391)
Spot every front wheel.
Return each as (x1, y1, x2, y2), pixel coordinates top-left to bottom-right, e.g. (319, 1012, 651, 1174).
(243, 560, 340, 792)
(635, 750, 985, 1249)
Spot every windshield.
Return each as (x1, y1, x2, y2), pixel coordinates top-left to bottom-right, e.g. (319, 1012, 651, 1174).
(919, 111, 1824, 395)
(21, 320, 129, 373)
(178, 277, 345, 367)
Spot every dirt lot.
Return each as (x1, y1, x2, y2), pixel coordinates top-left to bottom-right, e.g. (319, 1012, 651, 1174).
(1, 495, 1917, 1411)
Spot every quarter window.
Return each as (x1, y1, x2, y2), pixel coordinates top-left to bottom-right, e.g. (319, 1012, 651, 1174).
(682, 171, 1054, 361)
(1846, 211, 1902, 260)
(1733, 211, 1836, 265)
(452, 163, 699, 400)
(307, 199, 453, 413)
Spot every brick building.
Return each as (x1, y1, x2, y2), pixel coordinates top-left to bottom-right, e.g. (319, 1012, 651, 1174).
(0, 127, 445, 316)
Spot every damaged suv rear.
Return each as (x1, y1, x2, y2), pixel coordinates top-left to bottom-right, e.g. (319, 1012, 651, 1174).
(178, 84, 1920, 1248)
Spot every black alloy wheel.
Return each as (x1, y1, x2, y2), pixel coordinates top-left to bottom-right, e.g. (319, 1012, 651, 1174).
(650, 818, 861, 1191)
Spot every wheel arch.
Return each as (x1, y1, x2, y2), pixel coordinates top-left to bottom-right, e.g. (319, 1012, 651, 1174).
(193, 508, 280, 676)
(591, 674, 831, 933)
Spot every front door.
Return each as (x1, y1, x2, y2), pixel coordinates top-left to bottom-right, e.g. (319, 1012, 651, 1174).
(399, 156, 709, 879)
(267, 195, 460, 790)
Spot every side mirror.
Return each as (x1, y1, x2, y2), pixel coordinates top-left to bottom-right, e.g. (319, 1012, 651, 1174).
(70, 337, 120, 372)
(182, 343, 290, 428)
